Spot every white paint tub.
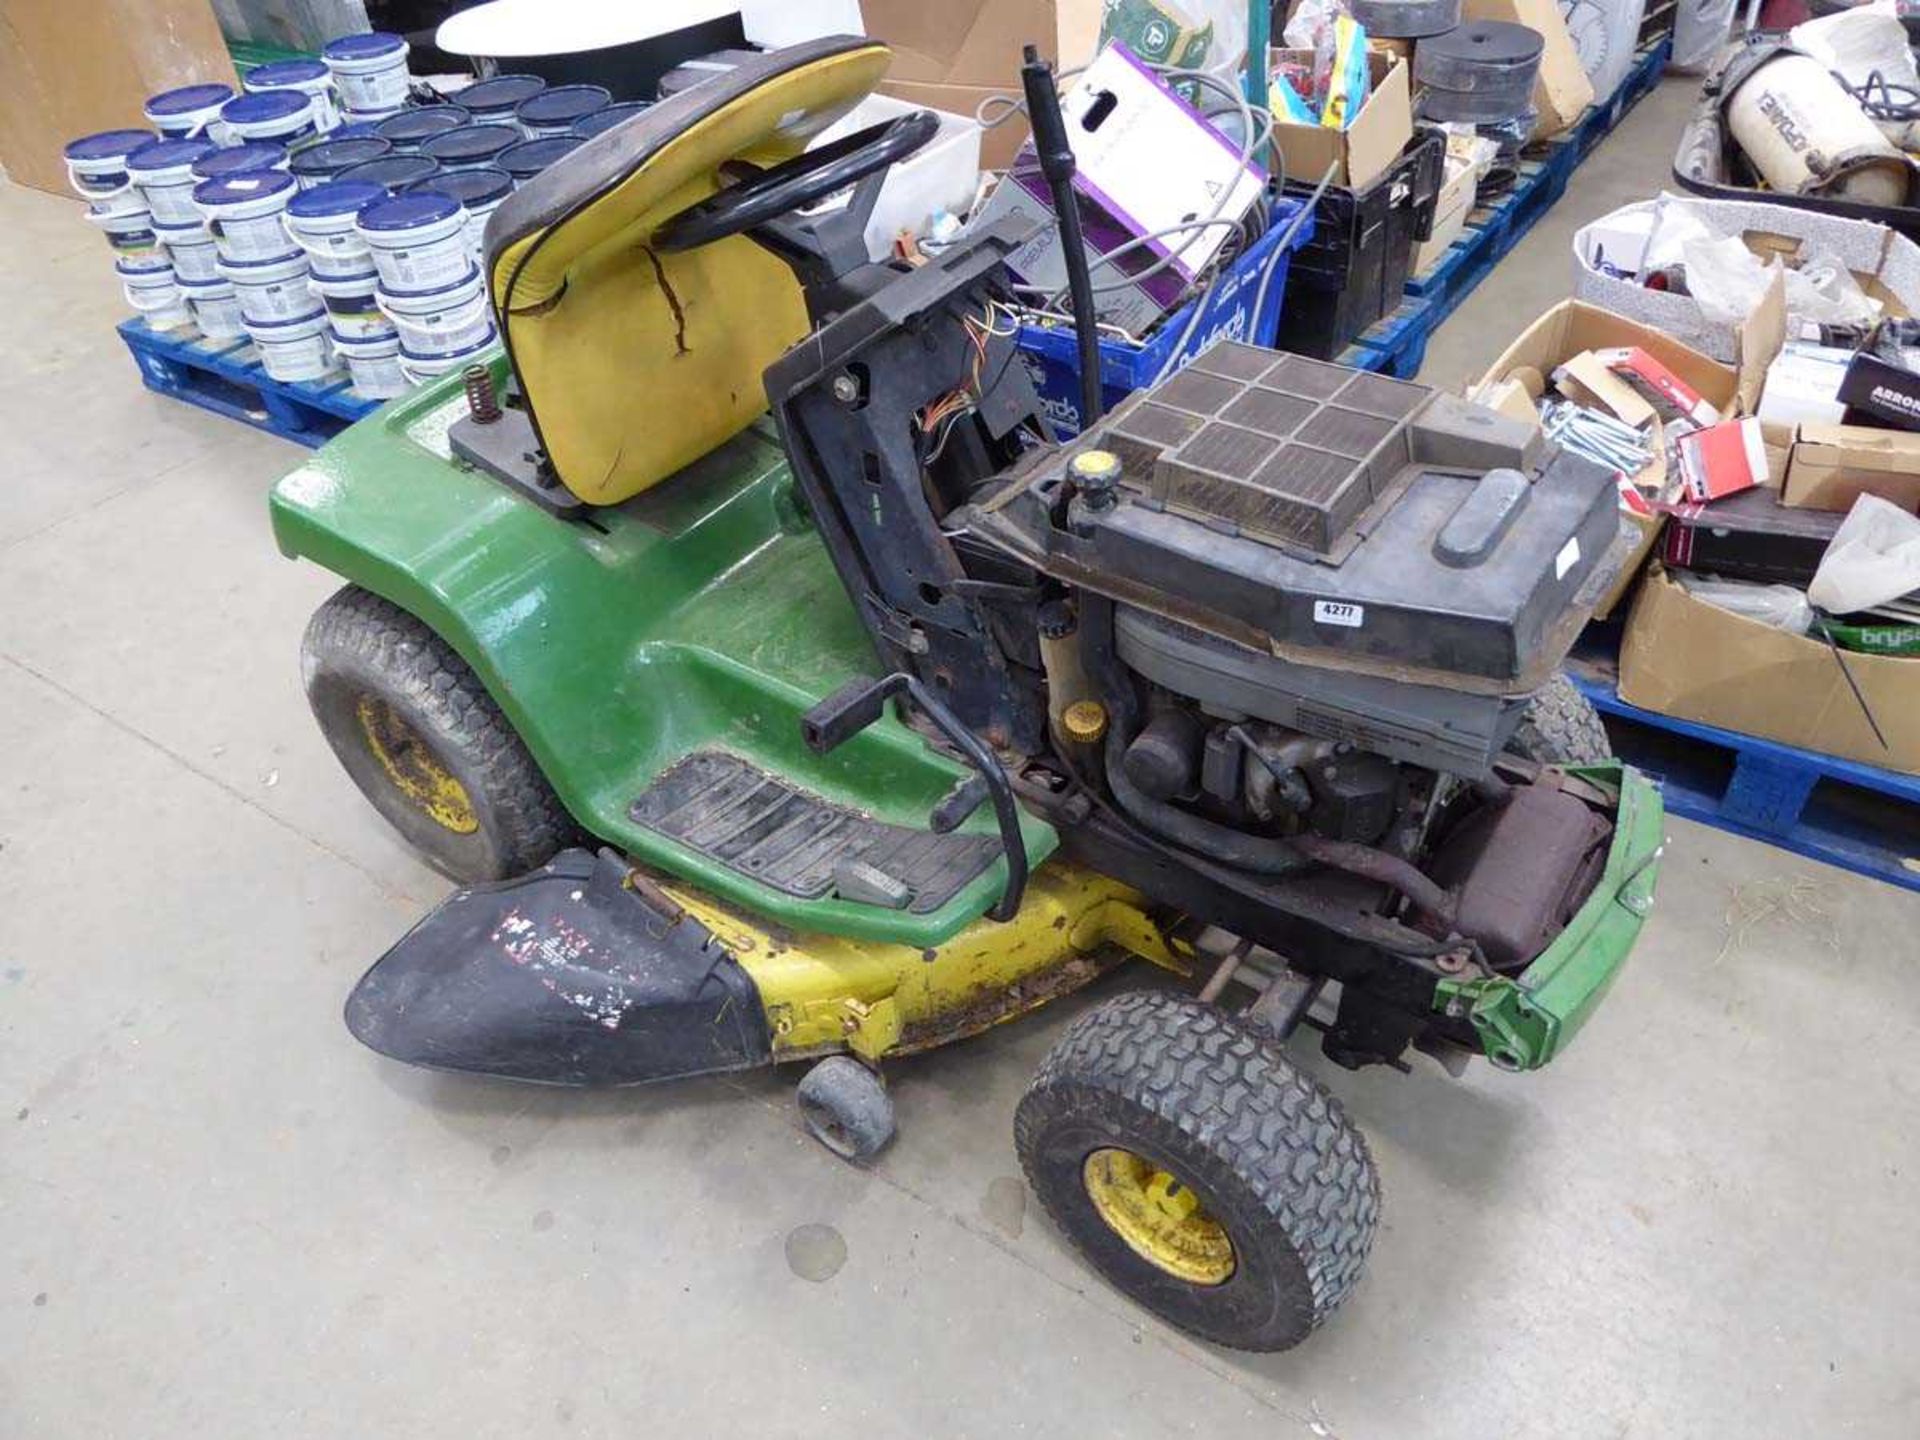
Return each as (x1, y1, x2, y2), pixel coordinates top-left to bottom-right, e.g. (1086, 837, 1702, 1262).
(376, 105, 471, 152)
(220, 90, 320, 149)
(357, 192, 471, 292)
(323, 32, 412, 115)
(514, 84, 610, 139)
(192, 169, 300, 263)
(63, 128, 157, 200)
(178, 276, 246, 339)
(217, 250, 316, 325)
(154, 218, 221, 282)
(309, 270, 395, 341)
(190, 142, 292, 186)
(127, 138, 220, 225)
(289, 135, 393, 190)
(243, 58, 341, 133)
(87, 206, 170, 272)
(86, 183, 151, 220)
(333, 330, 410, 398)
(145, 84, 235, 143)
(284, 180, 387, 279)
(399, 334, 498, 384)
(245, 309, 337, 382)
(416, 167, 514, 262)
(119, 263, 193, 330)
(455, 74, 547, 137)
(378, 269, 495, 360)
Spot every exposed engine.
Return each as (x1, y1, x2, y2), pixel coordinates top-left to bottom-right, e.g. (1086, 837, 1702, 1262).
(959, 344, 1627, 1001)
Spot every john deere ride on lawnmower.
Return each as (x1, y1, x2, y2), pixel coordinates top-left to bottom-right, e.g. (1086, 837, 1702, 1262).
(271, 38, 1663, 1351)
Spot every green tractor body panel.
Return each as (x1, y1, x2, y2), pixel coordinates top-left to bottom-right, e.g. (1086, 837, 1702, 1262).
(1437, 762, 1664, 1071)
(269, 370, 1058, 947)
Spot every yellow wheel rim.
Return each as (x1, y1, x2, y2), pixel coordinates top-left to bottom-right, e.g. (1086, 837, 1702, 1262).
(355, 696, 479, 834)
(1082, 1147, 1235, 1286)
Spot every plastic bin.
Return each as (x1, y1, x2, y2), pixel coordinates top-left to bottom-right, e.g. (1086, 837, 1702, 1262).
(1273, 130, 1446, 360)
(1015, 195, 1315, 437)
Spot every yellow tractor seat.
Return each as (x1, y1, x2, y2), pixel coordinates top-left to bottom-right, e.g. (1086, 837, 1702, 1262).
(480, 37, 893, 507)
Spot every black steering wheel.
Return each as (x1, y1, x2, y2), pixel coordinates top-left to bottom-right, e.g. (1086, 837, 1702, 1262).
(654, 110, 940, 254)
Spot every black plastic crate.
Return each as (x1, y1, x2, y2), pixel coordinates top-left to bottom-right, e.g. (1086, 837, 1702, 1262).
(1275, 129, 1446, 362)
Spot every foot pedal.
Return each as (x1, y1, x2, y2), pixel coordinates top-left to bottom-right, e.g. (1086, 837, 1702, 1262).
(629, 751, 998, 914)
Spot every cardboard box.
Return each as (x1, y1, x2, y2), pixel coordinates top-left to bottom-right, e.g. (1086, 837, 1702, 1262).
(1410, 154, 1476, 275)
(0, 0, 236, 196)
(1460, 0, 1595, 138)
(1782, 424, 1920, 515)
(1661, 485, 1843, 587)
(862, 0, 1106, 170)
(1620, 567, 1920, 776)
(1573, 194, 1920, 365)
(1473, 301, 1746, 618)
(1267, 48, 1412, 192)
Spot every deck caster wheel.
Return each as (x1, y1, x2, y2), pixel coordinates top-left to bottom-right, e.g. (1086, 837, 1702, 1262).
(796, 1056, 895, 1161)
(1015, 990, 1380, 1352)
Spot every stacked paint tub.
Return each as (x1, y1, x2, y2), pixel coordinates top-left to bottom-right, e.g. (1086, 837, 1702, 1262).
(191, 164, 336, 384)
(322, 33, 414, 128)
(357, 192, 500, 385)
(65, 128, 193, 333)
(285, 181, 408, 398)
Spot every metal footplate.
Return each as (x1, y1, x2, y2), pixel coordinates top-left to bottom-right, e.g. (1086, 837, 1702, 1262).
(629, 751, 999, 914)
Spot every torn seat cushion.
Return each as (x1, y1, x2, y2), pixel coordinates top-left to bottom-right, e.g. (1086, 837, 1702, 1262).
(482, 37, 892, 506)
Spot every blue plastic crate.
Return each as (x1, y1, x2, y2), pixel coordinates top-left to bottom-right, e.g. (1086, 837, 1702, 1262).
(1015, 196, 1314, 436)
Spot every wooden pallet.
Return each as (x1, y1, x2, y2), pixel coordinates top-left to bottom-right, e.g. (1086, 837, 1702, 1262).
(118, 318, 380, 447)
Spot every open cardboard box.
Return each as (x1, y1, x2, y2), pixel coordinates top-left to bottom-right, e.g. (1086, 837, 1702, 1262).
(1620, 567, 1920, 775)
(1782, 424, 1920, 514)
(1472, 300, 1754, 618)
(862, 0, 1106, 169)
(1267, 46, 1412, 192)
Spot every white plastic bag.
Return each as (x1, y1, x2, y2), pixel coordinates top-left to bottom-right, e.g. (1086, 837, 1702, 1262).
(1284, 0, 1346, 51)
(1681, 234, 1772, 327)
(1675, 572, 1815, 633)
(1669, 0, 1737, 75)
(1809, 494, 1920, 615)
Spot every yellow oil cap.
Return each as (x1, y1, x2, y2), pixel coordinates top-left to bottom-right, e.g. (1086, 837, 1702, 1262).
(1062, 699, 1108, 743)
(1069, 449, 1123, 483)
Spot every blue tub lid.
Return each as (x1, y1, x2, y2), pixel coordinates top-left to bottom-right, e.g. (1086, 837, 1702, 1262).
(289, 136, 393, 175)
(571, 101, 650, 139)
(515, 85, 609, 126)
(421, 124, 519, 162)
(128, 137, 220, 172)
(247, 307, 329, 330)
(335, 154, 442, 192)
(376, 106, 471, 143)
(65, 127, 157, 161)
(358, 191, 463, 232)
(331, 120, 385, 139)
(146, 83, 235, 116)
(400, 335, 496, 362)
(408, 166, 513, 207)
(323, 31, 407, 62)
(192, 168, 297, 205)
(247, 59, 330, 87)
(499, 136, 580, 178)
(192, 142, 289, 179)
(458, 75, 546, 113)
(222, 90, 312, 124)
(287, 180, 389, 219)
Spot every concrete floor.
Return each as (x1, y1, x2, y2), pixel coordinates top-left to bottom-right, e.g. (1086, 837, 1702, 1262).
(4, 75, 1918, 1439)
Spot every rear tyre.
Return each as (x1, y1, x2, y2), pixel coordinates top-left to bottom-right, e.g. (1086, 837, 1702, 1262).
(1015, 990, 1379, 1351)
(301, 585, 574, 883)
(1509, 672, 1612, 765)
(797, 1056, 894, 1161)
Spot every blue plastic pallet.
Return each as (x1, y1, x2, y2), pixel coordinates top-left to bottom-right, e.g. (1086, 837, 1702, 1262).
(118, 318, 380, 447)
(1567, 665, 1920, 894)
(1335, 37, 1673, 380)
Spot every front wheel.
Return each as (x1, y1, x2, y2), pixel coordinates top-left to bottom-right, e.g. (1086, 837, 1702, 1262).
(1015, 990, 1379, 1351)
(1509, 672, 1612, 765)
(301, 585, 575, 883)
